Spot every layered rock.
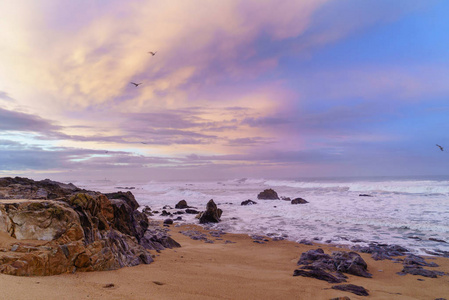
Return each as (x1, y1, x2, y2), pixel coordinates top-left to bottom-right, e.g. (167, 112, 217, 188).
(293, 248, 372, 283)
(0, 177, 180, 276)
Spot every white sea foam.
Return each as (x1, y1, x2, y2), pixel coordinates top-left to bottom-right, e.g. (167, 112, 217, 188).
(75, 177, 449, 256)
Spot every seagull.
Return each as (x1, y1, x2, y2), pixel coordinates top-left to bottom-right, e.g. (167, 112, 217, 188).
(436, 144, 444, 151)
(130, 82, 142, 87)
(148, 51, 157, 56)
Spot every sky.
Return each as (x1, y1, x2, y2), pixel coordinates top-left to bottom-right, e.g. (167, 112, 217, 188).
(1, 0, 449, 182)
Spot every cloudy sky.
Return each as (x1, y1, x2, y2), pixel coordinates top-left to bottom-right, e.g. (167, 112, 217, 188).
(1, 0, 448, 181)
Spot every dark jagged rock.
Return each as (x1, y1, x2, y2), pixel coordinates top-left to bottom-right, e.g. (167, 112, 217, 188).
(351, 243, 409, 260)
(291, 198, 308, 204)
(0, 177, 180, 276)
(175, 200, 189, 209)
(397, 266, 445, 278)
(198, 199, 222, 224)
(404, 254, 439, 267)
(332, 251, 372, 278)
(294, 248, 371, 283)
(241, 199, 257, 206)
(185, 209, 199, 214)
(359, 194, 373, 197)
(293, 268, 345, 283)
(280, 196, 291, 201)
(331, 284, 369, 296)
(257, 189, 279, 200)
(396, 253, 445, 278)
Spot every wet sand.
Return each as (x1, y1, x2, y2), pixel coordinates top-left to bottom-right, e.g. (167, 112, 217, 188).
(0, 224, 448, 299)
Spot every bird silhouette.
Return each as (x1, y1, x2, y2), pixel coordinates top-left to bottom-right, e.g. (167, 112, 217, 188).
(148, 51, 157, 56)
(130, 82, 142, 87)
(436, 144, 444, 151)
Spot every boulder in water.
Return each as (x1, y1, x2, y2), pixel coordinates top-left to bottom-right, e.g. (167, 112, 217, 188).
(257, 189, 279, 200)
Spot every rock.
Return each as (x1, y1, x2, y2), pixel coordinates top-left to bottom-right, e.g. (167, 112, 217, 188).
(198, 200, 222, 224)
(185, 209, 199, 214)
(351, 242, 409, 260)
(294, 249, 372, 283)
(397, 266, 445, 278)
(142, 206, 152, 216)
(332, 251, 372, 278)
(359, 194, 373, 197)
(0, 177, 180, 276)
(241, 200, 257, 206)
(175, 200, 189, 209)
(280, 196, 291, 201)
(293, 268, 345, 283)
(331, 284, 369, 296)
(257, 189, 279, 200)
(330, 297, 351, 300)
(164, 219, 173, 225)
(291, 198, 308, 204)
(404, 254, 439, 267)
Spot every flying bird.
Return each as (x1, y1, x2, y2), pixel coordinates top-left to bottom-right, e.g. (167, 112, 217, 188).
(148, 51, 157, 56)
(436, 144, 444, 151)
(130, 82, 142, 87)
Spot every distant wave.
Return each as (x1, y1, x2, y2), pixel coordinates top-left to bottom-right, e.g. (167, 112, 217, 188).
(264, 179, 449, 195)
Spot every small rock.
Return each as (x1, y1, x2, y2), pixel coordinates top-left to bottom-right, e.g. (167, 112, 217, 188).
(291, 198, 308, 204)
(163, 219, 173, 225)
(331, 284, 369, 296)
(103, 283, 115, 288)
(241, 199, 257, 206)
(175, 200, 189, 209)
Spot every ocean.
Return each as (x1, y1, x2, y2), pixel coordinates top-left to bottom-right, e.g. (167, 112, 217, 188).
(73, 176, 449, 256)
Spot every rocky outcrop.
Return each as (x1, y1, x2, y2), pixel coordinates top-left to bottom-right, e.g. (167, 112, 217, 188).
(293, 248, 371, 283)
(0, 177, 180, 276)
(198, 199, 222, 224)
(257, 189, 279, 200)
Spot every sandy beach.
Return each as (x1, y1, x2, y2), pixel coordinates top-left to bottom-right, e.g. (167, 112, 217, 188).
(0, 223, 447, 300)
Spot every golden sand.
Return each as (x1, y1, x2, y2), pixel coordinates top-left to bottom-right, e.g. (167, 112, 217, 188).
(0, 224, 448, 299)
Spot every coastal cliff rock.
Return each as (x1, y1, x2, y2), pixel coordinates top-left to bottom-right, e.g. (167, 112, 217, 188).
(0, 177, 180, 276)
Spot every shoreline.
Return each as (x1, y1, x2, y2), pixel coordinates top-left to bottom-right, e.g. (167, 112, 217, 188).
(1, 223, 448, 299)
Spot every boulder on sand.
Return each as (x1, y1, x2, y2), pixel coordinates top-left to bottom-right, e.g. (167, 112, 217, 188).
(257, 189, 279, 200)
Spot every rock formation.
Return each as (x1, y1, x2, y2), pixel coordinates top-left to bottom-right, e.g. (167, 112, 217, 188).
(0, 177, 180, 276)
(257, 189, 279, 200)
(293, 248, 372, 283)
(198, 199, 222, 224)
